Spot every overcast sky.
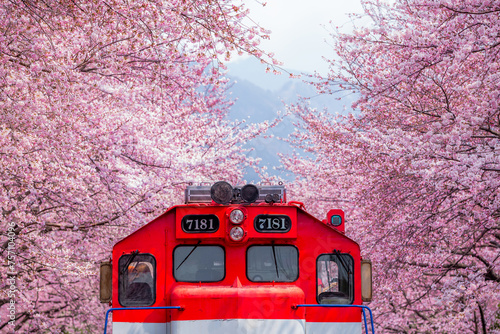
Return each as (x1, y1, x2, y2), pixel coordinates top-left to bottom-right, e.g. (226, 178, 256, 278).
(232, 0, 365, 74)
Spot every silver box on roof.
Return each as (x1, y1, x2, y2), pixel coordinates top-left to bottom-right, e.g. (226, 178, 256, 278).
(185, 185, 286, 204)
(184, 186, 212, 204)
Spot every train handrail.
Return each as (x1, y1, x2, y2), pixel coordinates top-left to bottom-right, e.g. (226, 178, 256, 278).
(293, 304, 375, 334)
(103, 304, 374, 334)
(103, 306, 183, 334)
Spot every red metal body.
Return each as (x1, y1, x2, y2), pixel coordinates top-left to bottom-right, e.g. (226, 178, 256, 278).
(110, 198, 365, 333)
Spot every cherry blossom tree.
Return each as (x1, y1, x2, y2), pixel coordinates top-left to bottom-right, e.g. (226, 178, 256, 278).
(0, 0, 272, 332)
(285, 0, 500, 332)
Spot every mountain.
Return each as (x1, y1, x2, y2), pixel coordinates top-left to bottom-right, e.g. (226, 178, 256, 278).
(225, 58, 356, 182)
(227, 77, 294, 182)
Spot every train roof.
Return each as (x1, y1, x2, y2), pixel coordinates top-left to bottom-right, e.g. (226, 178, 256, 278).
(113, 182, 359, 249)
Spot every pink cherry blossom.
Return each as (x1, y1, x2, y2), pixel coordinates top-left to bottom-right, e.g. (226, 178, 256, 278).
(285, 0, 500, 332)
(0, 0, 273, 332)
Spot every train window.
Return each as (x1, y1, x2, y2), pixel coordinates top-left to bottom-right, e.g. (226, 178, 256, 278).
(118, 253, 156, 306)
(317, 253, 354, 304)
(173, 245, 225, 282)
(247, 245, 299, 282)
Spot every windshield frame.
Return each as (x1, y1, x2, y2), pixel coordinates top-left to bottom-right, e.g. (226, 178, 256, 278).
(316, 252, 354, 305)
(118, 253, 157, 307)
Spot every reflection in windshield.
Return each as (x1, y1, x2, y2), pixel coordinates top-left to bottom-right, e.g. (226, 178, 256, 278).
(317, 253, 353, 304)
(118, 254, 156, 306)
(173, 245, 225, 282)
(247, 245, 298, 282)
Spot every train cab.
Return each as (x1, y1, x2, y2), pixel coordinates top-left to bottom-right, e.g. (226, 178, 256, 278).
(100, 182, 373, 333)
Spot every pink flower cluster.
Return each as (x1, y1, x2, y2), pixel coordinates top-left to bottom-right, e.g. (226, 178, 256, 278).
(286, 0, 500, 332)
(0, 0, 273, 331)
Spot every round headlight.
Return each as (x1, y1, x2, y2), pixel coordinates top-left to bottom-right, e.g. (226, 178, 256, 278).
(241, 184, 259, 203)
(210, 181, 233, 204)
(229, 226, 245, 242)
(229, 209, 245, 224)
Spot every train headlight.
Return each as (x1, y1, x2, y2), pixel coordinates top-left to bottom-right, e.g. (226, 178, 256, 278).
(229, 226, 245, 241)
(241, 184, 259, 203)
(229, 209, 245, 224)
(210, 181, 234, 204)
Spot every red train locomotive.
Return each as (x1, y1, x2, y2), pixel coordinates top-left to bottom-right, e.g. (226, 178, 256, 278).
(100, 182, 374, 333)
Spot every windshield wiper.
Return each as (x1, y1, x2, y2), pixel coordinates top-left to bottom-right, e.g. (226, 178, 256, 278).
(272, 244, 280, 278)
(333, 249, 352, 275)
(176, 241, 201, 270)
(120, 250, 139, 275)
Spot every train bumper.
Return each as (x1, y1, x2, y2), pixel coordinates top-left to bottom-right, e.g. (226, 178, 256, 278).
(170, 282, 305, 333)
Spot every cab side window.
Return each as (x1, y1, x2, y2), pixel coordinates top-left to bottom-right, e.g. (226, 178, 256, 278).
(317, 253, 354, 304)
(118, 254, 156, 306)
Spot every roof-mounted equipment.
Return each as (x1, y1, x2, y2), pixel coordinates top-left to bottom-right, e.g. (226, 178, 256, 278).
(185, 183, 286, 204)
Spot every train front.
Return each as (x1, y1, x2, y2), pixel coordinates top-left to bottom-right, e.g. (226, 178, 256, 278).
(100, 182, 373, 334)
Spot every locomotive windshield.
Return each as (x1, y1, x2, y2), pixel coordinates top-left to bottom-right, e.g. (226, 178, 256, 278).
(247, 245, 299, 282)
(173, 245, 225, 282)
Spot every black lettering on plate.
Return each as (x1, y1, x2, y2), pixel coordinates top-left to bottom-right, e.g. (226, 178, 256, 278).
(254, 215, 291, 233)
(181, 215, 219, 233)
